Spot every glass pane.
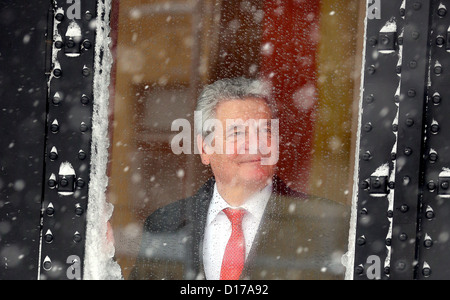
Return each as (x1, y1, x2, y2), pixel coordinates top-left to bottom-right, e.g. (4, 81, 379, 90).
(108, 0, 364, 280)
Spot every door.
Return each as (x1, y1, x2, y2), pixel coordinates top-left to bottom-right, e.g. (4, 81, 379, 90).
(5, 0, 450, 281)
(0, 0, 110, 280)
(0, 0, 50, 280)
(108, 0, 362, 280)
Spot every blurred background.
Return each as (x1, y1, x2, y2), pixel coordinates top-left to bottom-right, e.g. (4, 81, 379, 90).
(107, 0, 364, 278)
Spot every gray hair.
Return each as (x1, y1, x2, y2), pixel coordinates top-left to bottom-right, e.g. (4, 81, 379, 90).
(195, 77, 277, 138)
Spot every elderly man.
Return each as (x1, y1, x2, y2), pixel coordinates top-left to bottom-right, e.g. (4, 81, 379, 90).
(129, 77, 349, 280)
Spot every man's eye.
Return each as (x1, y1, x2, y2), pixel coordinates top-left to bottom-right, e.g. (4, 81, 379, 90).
(229, 131, 244, 137)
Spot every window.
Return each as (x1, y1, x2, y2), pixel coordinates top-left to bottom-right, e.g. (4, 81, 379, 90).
(107, 0, 364, 280)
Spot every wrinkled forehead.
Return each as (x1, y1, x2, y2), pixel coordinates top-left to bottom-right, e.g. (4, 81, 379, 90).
(224, 118, 275, 129)
(214, 97, 275, 120)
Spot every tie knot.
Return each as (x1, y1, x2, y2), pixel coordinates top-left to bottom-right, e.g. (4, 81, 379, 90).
(223, 208, 246, 226)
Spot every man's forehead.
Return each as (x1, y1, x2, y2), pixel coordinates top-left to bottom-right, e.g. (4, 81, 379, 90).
(225, 119, 272, 128)
(215, 97, 272, 117)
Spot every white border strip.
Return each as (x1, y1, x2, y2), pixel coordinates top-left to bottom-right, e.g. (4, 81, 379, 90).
(343, 2, 369, 280)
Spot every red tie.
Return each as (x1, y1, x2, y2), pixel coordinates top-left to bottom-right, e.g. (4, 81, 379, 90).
(220, 208, 246, 280)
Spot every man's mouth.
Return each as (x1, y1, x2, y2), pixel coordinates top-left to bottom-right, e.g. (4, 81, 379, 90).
(239, 158, 262, 164)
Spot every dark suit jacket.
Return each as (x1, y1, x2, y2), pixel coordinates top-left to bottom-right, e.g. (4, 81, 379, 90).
(129, 176, 350, 280)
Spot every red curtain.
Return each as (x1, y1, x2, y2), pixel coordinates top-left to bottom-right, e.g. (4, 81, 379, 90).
(261, 0, 321, 192)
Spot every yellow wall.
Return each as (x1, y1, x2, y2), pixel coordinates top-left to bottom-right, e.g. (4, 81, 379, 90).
(309, 0, 364, 205)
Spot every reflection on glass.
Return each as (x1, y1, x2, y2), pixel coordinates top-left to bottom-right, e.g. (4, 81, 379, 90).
(108, 0, 363, 280)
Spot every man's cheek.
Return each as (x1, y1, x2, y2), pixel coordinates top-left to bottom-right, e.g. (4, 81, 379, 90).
(225, 138, 237, 155)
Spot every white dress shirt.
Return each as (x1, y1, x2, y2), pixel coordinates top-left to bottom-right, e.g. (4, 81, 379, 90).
(202, 182, 272, 280)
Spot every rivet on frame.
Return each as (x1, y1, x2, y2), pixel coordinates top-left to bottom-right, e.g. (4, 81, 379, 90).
(44, 229, 54, 244)
(49, 146, 58, 161)
(422, 262, 431, 277)
(357, 236, 366, 246)
(399, 233, 408, 241)
(404, 147, 413, 156)
(438, 6, 447, 17)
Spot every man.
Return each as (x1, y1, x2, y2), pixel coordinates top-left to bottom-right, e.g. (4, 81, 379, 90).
(129, 77, 349, 280)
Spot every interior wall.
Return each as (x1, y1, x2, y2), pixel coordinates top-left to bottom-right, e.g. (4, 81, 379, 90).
(108, 0, 363, 278)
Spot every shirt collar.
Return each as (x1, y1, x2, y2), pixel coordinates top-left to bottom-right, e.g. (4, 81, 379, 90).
(206, 182, 272, 227)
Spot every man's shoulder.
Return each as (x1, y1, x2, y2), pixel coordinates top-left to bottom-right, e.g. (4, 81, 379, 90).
(247, 177, 350, 279)
(275, 192, 350, 222)
(143, 178, 215, 233)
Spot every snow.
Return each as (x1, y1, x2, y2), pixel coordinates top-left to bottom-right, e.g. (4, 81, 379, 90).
(176, 169, 185, 178)
(435, 60, 442, 74)
(261, 42, 274, 56)
(401, 0, 406, 19)
(47, 8, 63, 88)
(58, 162, 76, 196)
(440, 167, 450, 177)
(379, 19, 397, 54)
(369, 163, 390, 198)
(66, 21, 82, 58)
(23, 34, 31, 45)
(397, 31, 403, 77)
(384, 224, 392, 272)
(2, 0, 434, 281)
(386, 42, 401, 268)
(59, 161, 75, 176)
(423, 261, 431, 271)
(427, 47, 433, 87)
(82, 0, 123, 280)
(66, 21, 81, 37)
(48, 173, 57, 189)
(439, 168, 450, 198)
(371, 163, 389, 177)
(43, 256, 52, 270)
(345, 9, 404, 278)
(54, 92, 61, 101)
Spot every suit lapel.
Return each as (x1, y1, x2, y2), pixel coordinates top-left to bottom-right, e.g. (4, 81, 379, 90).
(188, 177, 215, 280)
(240, 179, 283, 279)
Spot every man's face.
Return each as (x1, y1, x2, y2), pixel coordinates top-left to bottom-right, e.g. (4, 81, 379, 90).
(199, 97, 278, 188)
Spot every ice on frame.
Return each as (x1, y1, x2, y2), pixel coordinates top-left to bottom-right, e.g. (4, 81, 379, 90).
(379, 19, 397, 54)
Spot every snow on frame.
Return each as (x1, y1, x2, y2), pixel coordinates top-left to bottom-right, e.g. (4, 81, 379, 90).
(343, 5, 370, 280)
(83, 0, 123, 280)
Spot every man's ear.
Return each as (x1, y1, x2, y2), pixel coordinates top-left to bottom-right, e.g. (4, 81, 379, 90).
(197, 134, 211, 165)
